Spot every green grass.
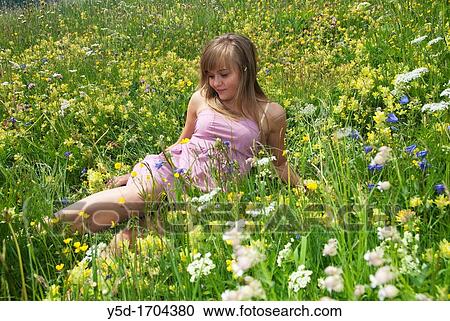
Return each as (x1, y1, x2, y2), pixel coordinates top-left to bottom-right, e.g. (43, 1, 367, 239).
(0, 0, 449, 300)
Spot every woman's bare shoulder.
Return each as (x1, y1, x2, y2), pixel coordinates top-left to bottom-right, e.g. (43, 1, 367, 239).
(188, 90, 206, 114)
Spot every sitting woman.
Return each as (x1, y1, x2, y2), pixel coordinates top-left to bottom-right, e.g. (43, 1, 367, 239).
(55, 33, 301, 247)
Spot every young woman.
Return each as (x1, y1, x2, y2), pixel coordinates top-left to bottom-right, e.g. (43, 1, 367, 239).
(55, 33, 301, 244)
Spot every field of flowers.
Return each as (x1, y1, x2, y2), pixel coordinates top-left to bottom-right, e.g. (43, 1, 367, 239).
(0, 0, 449, 301)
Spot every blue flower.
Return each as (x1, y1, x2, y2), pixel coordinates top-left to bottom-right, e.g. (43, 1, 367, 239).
(223, 140, 231, 148)
(434, 184, 445, 194)
(368, 183, 375, 190)
(368, 164, 384, 173)
(418, 158, 430, 171)
(64, 151, 72, 158)
(386, 113, 399, 123)
(404, 144, 417, 154)
(81, 167, 87, 175)
(399, 95, 409, 105)
(9, 117, 17, 124)
(416, 150, 428, 158)
(174, 168, 185, 174)
(349, 129, 361, 140)
(364, 145, 373, 153)
(154, 159, 165, 170)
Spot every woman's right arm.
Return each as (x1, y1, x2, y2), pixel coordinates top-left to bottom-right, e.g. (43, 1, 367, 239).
(165, 90, 202, 150)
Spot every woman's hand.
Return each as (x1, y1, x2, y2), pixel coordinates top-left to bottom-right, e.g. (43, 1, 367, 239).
(106, 173, 130, 188)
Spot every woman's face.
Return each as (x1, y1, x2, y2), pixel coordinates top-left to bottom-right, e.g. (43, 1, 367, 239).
(207, 63, 240, 104)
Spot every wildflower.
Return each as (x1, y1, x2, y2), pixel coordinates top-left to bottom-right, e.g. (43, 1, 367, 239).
(130, 171, 137, 177)
(364, 146, 373, 153)
(369, 266, 396, 288)
(368, 164, 384, 173)
(231, 246, 265, 277)
(322, 238, 338, 257)
(378, 285, 399, 300)
(186, 252, 216, 282)
(354, 285, 366, 297)
(377, 226, 400, 241)
(52, 73, 63, 79)
(394, 68, 429, 85)
(440, 88, 450, 98)
(386, 113, 398, 123)
(174, 168, 185, 178)
(319, 266, 344, 293)
(302, 134, 310, 142)
(247, 156, 276, 167)
(421, 101, 449, 113)
(60, 99, 70, 115)
(415, 150, 428, 158)
(370, 146, 392, 166)
(373, 110, 387, 125)
(180, 138, 190, 144)
(63, 238, 72, 245)
(117, 197, 125, 204)
(368, 183, 375, 190)
(376, 181, 391, 191)
(221, 276, 266, 301)
(434, 195, 450, 209)
(409, 197, 422, 208)
(114, 162, 123, 170)
(399, 95, 410, 105)
(245, 201, 277, 217)
(438, 239, 450, 259)
(288, 265, 313, 292)
(434, 184, 446, 194)
(78, 211, 89, 219)
(277, 238, 294, 267)
(304, 179, 318, 191)
(64, 151, 72, 158)
(191, 187, 221, 204)
(410, 35, 428, 44)
(415, 293, 432, 301)
(55, 263, 64, 271)
(404, 144, 417, 154)
(364, 247, 385, 266)
(396, 209, 416, 224)
(427, 37, 443, 46)
(418, 158, 430, 171)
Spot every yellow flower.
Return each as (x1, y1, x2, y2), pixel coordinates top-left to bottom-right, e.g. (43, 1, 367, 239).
(409, 196, 422, 208)
(118, 197, 126, 204)
(282, 150, 288, 157)
(78, 211, 89, 219)
(80, 244, 89, 252)
(174, 172, 180, 178)
(73, 241, 81, 249)
(373, 110, 387, 125)
(114, 162, 123, 170)
(55, 263, 64, 271)
(439, 239, 450, 259)
(302, 134, 310, 143)
(63, 238, 72, 244)
(111, 220, 117, 228)
(226, 259, 234, 272)
(434, 195, 450, 209)
(304, 179, 318, 191)
(131, 171, 137, 177)
(180, 138, 190, 144)
(396, 209, 415, 224)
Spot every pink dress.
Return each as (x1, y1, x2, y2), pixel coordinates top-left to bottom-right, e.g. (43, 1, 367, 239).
(126, 105, 261, 198)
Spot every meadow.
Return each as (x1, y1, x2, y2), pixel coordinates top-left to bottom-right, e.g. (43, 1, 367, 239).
(0, 0, 449, 300)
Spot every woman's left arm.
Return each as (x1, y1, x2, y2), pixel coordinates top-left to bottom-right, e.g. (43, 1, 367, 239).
(266, 103, 302, 187)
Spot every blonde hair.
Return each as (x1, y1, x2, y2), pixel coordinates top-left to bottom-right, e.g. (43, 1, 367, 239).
(199, 33, 269, 131)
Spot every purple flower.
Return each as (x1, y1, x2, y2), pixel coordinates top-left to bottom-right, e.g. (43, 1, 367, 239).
(9, 117, 17, 124)
(416, 150, 428, 158)
(368, 164, 384, 173)
(349, 129, 361, 140)
(386, 113, 399, 123)
(174, 168, 185, 174)
(223, 140, 231, 148)
(404, 144, 417, 154)
(368, 183, 375, 190)
(364, 146, 373, 153)
(434, 184, 445, 194)
(64, 151, 71, 158)
(154, 159, 165, 170)
(418, 158, 430, 171)
(81, 167, 87, 175)
(399, 95, 409, 105)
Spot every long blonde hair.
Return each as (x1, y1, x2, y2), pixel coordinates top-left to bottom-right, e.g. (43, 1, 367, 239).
(199, 33, 269, 132)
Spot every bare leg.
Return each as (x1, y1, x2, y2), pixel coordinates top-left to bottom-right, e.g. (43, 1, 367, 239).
(55, 177, 162, 234)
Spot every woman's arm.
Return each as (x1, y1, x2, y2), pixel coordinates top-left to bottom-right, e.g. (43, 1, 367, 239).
(265, 103, 302, 187)
(165, 90, 202, 150)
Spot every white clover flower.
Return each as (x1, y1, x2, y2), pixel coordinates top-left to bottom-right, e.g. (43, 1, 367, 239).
(394, 68, 429, 85)
(354, 285, 366, 297)
(277, 238, 294, 267)
(378, 284, 399, 300)
(410, 35, 428, 44)
(427, 37, 444, 46)
(187, 252, 216, 282)
(60, 99, 71, 116)
(299, 103, 317, 116)
(254, 156, 276, 166)
(322, 238, 338, 257)
(421, 101, 449, 113)
(376, 181, 391, 192)
(221, 276, 266, 301)
(440, 88, 450, 98)
(370, 146, 392, 166)
(364, 247, 385, 266)
(232, 246, 265, 277)
(288, 265, 313, 292)
(322, 274, 344, 293)
(415, 293, 432, 301)
(369, 266, 396, 288)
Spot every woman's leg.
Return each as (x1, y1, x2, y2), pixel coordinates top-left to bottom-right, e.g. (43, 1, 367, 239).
(55, 177, 162, 234)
